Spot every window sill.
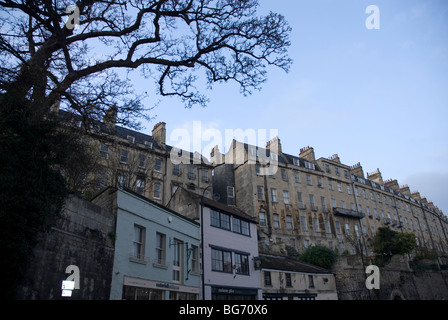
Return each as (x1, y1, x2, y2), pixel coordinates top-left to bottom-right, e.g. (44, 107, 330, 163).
(152, 260, 170, 269)
(129, 257, 148, 265)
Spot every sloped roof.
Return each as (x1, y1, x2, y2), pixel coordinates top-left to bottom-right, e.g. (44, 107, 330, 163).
(260, 254, 332, 274)
(202, 196, 257, 223)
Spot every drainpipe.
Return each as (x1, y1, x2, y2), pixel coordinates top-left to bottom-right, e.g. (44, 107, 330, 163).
(263, 173, 273, 239)
(200, 185, 211, 300)
(350, 180, 371, 300)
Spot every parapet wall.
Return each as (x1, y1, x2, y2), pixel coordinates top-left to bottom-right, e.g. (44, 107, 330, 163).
(17, 195, 116, 300)
(331, 255, 448, 300)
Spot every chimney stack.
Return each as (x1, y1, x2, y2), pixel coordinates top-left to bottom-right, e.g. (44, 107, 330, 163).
(210, 145, 224, 165)
(367, 168, 383, 184)
(350, 162, 364, 178)
(327, 154, 341, 164)
(300, 146, 315, 161)
(384, 178, 400, 191)
(266, 136, 282, 155)
(103, 104, 117, 130)
(152, 122, 166, 148)
(411, 190, 421, 201)
(400, 185, 411, 196)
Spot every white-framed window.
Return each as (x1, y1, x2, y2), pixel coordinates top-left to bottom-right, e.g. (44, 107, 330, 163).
(286, 215, 293, 229)
(173, 163, 181, 176)
(309, 194, 316, 210)
(313, 218, 319, 232)
(271, 188, 277, 202)
(136, 177, 145, 195)
(304, 161, 315, 170)
(273, 214, 280, 228)
(257, 185, 264, 200)
(227, 186, 235, 198)
(259, 212, 266, 226)
(188, 166, 195, 179)
(153, 182, 161, 199)
(191, 245, 199, 273)
(154, 158, 162, 172)
(335, 221, 341, 234)
(281, 169, 287, 180)
(324, 220, 330, 233)
(283, 190, 290, 204)
(172, 239, 183, 282)
(132, 224, 145, 260)
(155, 232, 166, 265)
(120, 149, 129, 164)
(306, 174, 312, 185)
(321, 196, 327, 212)
(201, 170, 209, 182)
(118, 174, 127, 189)
(298, 192, 305, 209)
(300, 216, 307, 231)
(138, 154, 146, 169)
(127, 135, 135, 144)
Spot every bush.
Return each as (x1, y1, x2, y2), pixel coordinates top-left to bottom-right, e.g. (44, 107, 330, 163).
(372, 227, 417, 256)
(299, 245, 338, 269)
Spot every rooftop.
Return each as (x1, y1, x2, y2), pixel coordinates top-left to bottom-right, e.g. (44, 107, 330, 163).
(260, 254, 333, 275)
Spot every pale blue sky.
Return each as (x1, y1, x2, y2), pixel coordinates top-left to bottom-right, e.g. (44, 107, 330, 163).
(134, 0, 448, 214)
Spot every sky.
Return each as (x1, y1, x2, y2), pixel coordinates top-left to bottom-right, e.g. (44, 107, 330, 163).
(131, 0, 448, 214)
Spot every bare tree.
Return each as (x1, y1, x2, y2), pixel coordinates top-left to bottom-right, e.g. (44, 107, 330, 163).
(101, 143, 156, 197)
(0, 0, 292, 127)
(0, 1, 291, 298)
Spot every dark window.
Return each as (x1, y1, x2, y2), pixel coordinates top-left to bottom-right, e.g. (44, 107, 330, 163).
(210, 209, 230, 230)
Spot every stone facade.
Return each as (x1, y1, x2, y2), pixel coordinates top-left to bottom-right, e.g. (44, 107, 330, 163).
(331, 254, 448, 300)
(17, 195, 115, 300)
(58, 108, 214, 206)
(211, 138, 448, 262)
(260, 254, 338, 300)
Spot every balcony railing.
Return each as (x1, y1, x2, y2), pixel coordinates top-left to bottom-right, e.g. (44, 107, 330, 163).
(332, 207, 364, 219)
